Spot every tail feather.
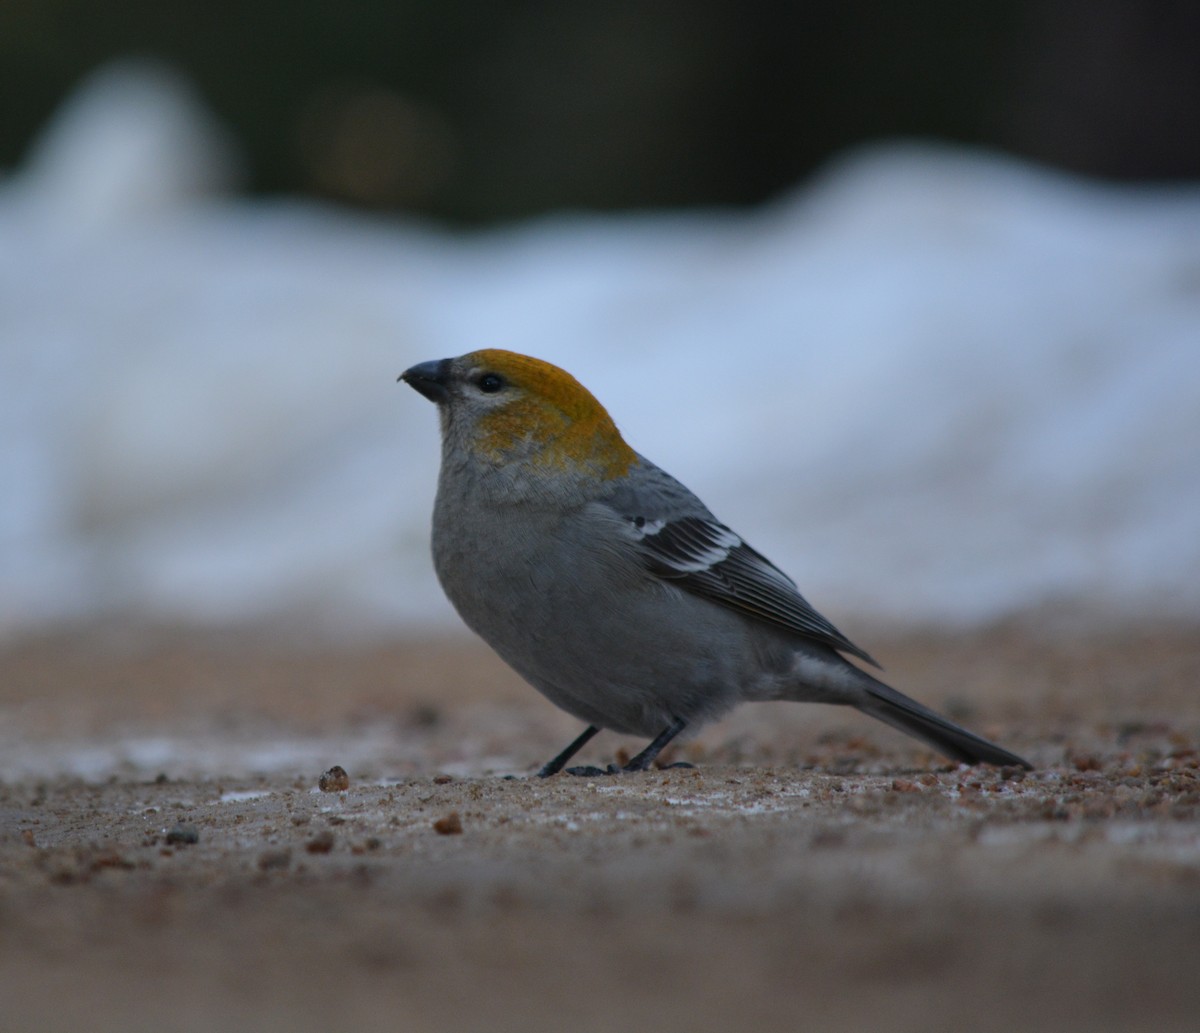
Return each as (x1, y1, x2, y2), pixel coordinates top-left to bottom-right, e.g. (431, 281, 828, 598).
(855, 677, 1031, 769)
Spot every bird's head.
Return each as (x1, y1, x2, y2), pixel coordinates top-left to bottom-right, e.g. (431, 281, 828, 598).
(400, 349, 637, 480)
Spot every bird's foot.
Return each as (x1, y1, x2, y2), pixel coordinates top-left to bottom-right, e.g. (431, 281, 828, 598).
(564, 764, 618, 777)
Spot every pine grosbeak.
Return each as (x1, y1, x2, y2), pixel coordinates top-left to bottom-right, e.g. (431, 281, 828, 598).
(401, 349, 1030, 776)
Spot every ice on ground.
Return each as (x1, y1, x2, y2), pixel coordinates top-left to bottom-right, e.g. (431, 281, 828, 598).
(2, 61, 1198, 638)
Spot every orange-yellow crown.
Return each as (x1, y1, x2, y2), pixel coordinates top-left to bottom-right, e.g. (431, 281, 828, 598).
(464, 349, 637, 479)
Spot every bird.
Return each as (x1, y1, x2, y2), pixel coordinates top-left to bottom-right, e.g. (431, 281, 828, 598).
(400, 349, 1030, 776)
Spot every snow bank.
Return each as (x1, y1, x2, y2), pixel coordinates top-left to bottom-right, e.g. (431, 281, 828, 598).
(2, 62, 1198, 637)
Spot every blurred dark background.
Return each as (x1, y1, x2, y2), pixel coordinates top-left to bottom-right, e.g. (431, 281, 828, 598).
(2, 0, 1199, 224)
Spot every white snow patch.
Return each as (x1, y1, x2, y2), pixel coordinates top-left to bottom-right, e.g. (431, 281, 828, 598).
(218, 788, 273, 803)
(3, 61, 1199, 639)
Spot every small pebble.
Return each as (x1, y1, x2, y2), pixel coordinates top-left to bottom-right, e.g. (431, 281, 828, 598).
(165, 823, 199, 845)
(306, 829, 336, 854)
(433, 812, 463, 835)
(318, 766, 350, 792)
(257, 848, 292, 871)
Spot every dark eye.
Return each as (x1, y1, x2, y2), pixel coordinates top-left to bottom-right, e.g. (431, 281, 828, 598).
(477, 372, 504, 394)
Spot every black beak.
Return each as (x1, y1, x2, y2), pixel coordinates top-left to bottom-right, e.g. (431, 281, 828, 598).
(399, 358, 451, 403)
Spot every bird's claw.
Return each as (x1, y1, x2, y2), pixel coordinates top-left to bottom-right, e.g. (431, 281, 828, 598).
(564, 765, 613, 777)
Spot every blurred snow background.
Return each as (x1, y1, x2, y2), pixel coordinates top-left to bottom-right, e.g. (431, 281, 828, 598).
(2, 62, 1198, 639)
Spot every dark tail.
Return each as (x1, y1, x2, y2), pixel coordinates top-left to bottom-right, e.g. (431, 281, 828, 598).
(855, 676, 1031, 769)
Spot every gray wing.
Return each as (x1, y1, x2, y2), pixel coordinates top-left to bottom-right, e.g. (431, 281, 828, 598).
(632, 514, 879, 667)
(604, 462, 878, 666)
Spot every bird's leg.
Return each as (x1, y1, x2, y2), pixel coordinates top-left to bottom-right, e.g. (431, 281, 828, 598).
(563, 716, 691, 776)
(619, 716, 688, 772)
(537, 724, 601, 777)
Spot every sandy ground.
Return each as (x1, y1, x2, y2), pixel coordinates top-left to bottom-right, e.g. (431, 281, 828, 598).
(1, 619, 1199, 1032)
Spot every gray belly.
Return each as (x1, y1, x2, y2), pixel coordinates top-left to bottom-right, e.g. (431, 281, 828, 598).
(432, 509, 763, 736)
